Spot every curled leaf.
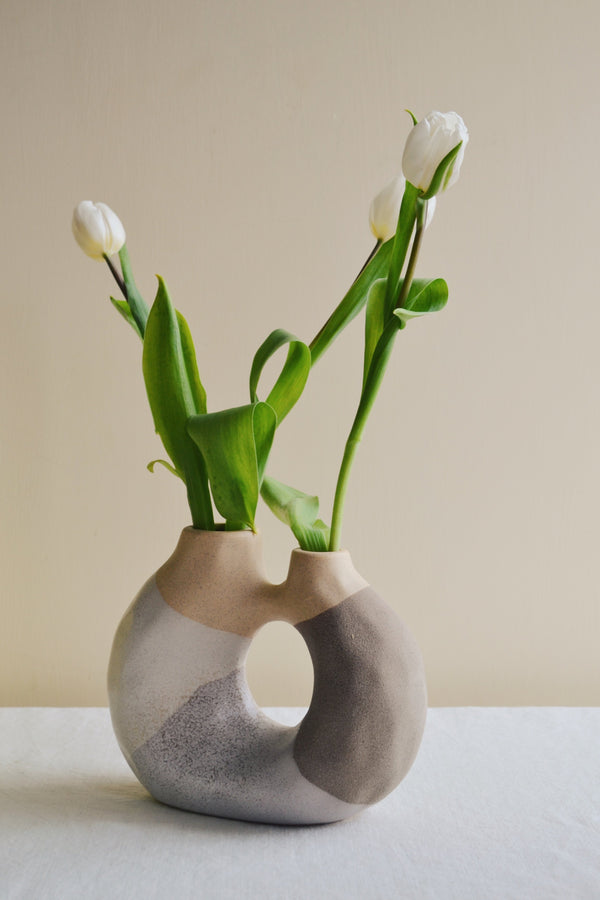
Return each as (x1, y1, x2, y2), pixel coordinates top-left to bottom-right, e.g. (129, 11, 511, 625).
(393, 277, 448, 324)
(261, 476, 330, 552)
(147, 459, 183, 480)
(187, 402, 276, 530)
(250, 329, 310, 424)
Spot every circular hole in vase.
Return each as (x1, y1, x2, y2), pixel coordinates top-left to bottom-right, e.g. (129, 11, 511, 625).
(245, 621, 314, 727)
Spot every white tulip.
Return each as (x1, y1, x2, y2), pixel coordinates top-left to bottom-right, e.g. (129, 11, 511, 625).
(369, 175, 436, 241)
(369, 175, 405, 242)
(402, 111, 469, 195)
(72, 201, 126, 260)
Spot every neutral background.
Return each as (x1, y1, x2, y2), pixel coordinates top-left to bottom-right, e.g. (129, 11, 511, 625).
(2, 0, 599, 707)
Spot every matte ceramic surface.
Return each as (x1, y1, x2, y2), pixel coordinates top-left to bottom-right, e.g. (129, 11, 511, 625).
(108, 528, 427, 825)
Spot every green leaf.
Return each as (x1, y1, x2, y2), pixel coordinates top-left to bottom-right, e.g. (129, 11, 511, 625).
(142, 276, 213, 529)
(118, 245, 149, 337)
(261, 476, 330, 551)
(393, 277, 448, 326)
(393, 308, 434, 326)
(420, 141, 463, 200)
(394, 278, 448, 328)
(384, 181, 419, 316)
(249, 329, 311, 424)
(176, 310, 207, 415)
(405, 108, 418, 126)
(309, 238, 393, 365)
(187, 402, 277, 530)
(110, 296, 142, 338)
(363, 278, 387, 389)
(147, 458, 183, 479)
(402, 277, 448, 313)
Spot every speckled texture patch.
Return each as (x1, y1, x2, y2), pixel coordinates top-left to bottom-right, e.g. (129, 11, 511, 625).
(130, 667, 366, 825)
(294, 587, 427, 805)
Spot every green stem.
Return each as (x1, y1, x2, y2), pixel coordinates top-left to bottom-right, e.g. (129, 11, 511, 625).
(103, 254, 127, 299)
(394, 199, 427, 311)
(308, 242, 379, 362)
(328, 198, 429, 552)
(356, 240, 382, 279)
(329, 319, 399, 551)
(308, 238, 393, 366)
(186, 465, 215, 530)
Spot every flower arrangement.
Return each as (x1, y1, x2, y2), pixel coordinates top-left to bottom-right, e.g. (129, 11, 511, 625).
(73, 110, 468, 552)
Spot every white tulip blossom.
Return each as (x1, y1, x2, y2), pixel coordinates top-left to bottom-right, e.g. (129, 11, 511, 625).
(369, 175, 435, 241)
(369, 175, 405, 242)
(402, 111, 468, 196)
(72, 201, 126, 260)
(369, 175, 436, 242)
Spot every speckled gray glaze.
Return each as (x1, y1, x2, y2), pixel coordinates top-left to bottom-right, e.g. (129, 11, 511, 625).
(108, 529, 427, 825)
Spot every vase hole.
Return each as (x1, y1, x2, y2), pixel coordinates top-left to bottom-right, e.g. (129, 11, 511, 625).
(246, 621, 313, 720)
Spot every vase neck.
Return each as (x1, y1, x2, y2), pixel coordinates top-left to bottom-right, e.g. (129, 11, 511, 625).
(160, 527, 268, 587)
(156, 528, 273, 636)
(280, 549, 369, 624)
(155, 529, 369, 636)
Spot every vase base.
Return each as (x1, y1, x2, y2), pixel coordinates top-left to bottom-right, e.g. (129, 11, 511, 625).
(128, 670, 367, 826)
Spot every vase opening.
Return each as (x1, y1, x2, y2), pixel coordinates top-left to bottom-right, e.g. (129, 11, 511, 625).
(245, 620, 314, 719)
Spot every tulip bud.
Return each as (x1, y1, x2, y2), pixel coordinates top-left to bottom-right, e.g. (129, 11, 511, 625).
(72, 201, 126, 260)
(402, 111, 469, 197)
(369, 176, 404, 242)
(369, 175, 436, 242)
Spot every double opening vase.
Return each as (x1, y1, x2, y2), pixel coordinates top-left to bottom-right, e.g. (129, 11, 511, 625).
(108, 528, 427, 825)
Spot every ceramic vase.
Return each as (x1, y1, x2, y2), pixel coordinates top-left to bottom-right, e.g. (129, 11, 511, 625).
(108, 527, 427, 825)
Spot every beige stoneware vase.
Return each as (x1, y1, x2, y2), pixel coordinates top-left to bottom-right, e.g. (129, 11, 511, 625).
(108, 528, 427, 825)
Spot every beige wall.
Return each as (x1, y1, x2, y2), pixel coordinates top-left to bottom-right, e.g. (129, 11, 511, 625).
(2, 0, 599, 707)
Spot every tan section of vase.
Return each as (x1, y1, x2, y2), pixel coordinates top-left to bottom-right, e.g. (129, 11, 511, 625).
(156, 527, 368, 635)
(283, 547, 369, 623)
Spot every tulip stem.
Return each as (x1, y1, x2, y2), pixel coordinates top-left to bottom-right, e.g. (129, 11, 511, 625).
(328, 199, 428, 552)
(329, 319, 399, 551)
(357, 240, 382, 278)
(103, 253, 128, 300)
(309, 240, 389, 365)
(394, 199, 427, 311)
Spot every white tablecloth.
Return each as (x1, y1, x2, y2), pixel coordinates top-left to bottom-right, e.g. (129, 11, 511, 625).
(1, 707, 599, 899)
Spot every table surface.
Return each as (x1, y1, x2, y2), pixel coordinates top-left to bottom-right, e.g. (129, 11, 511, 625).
(1, 707, 599, 900)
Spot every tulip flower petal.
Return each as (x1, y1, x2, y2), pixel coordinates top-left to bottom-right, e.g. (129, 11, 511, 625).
(369, 176, 405, 242)
(402, 111, 468, 196)
(420, 142, 464, 201)
(72, 200, 126, 260)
